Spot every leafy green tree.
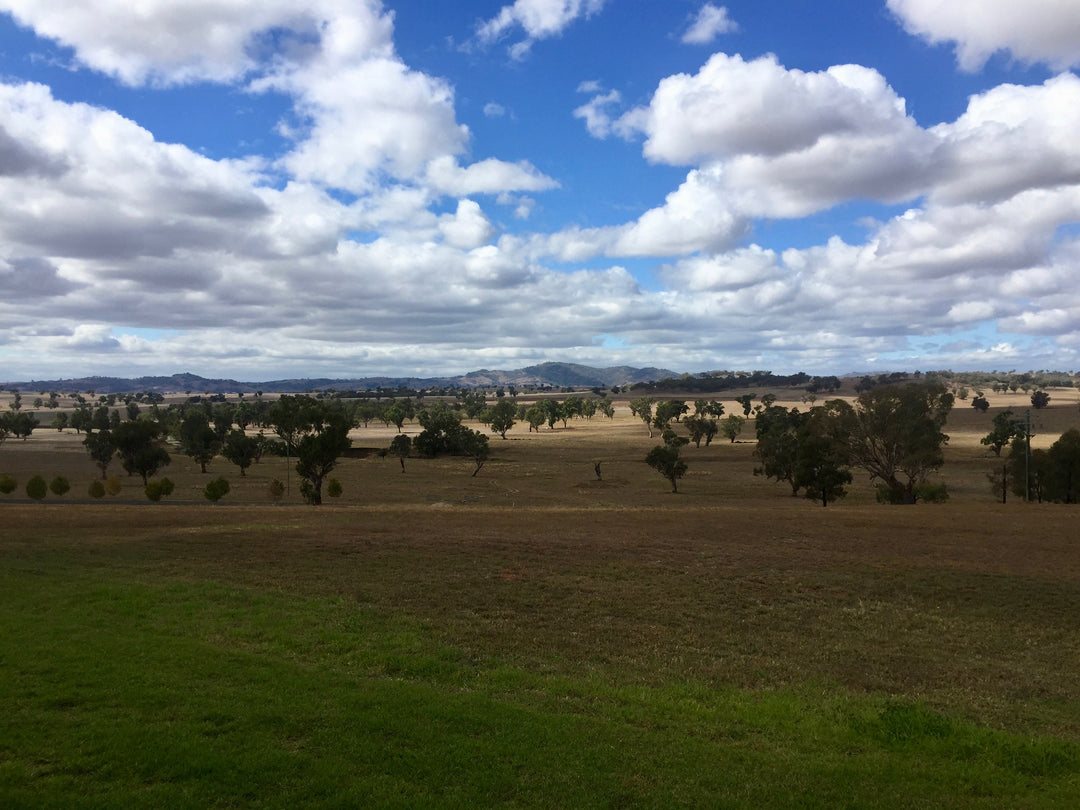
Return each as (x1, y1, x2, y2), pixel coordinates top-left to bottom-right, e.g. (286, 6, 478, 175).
(69, 406, 92, 434)
(415, 403, 467, 457)
(596, 399, 615, 419)
(221, 430, 258, 476)
(847, 382, 953, 504)
(179, 411, 221, 473)
(211, 403, 236, 442)
(382, 403, 407, 432)
(523, 405, 545, 433)
(460, 429, 490, 477)
(720, 414, 746, 443)
(268, 395, 329, 452)
(1045, 429, 1080, 503)
(234, 401, 254, 430)
(294, 412, 352, 505)
(83, 430, 117, 479)
(353, 400, 379, 428)
(645, 444, 688, 493)
(26, 475, 47, 501)
(794, 403, 853, 507)
(971, 395, 990, 412)
(485, 399, 517, 439)
(1008, 437, 1048, 502)
(629, 397, 655, 437)
(683, 415, 718, 447)
(694, 399, 725, 417)
(980, 410, 1023, 456)
(753, 406, 806, 495)
(113, 420, 171, 485)
(652, 400, 688, 433)
(540, 399, 563, 430)
(735, 394, 756, 416)
(51, 412, 69, 431)
(388, 434, 412, 472)
(562, 395, 585, 422)
(91, 405, 112, 432)
(456, 391, 488, 420)
(1031, 390, 1051, 409)
(6, 411, 38, 440)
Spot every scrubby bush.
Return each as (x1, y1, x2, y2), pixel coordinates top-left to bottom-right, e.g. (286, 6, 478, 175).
(105, 476, 123, 496)
(49, 476, 71, 497)
(327, 478, 343, 499)
(88, 480, 106, 499)
(300, 479, 316, 505)
(0, 474, 16, 495)
(917, 482, 950, 503)
(876, 481, 949, 504)
(268, 479, 285, 501)
(26, 475, 48, 501)
(203, 477, 230, 502)
(145, 480, 165, 501)
(145, 477, 176, 502)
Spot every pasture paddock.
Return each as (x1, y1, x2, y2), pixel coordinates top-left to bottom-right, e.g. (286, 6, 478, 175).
(2, 391, 1080, 806)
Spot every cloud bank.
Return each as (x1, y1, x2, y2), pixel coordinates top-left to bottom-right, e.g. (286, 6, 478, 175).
(0, 1, 1077, 379)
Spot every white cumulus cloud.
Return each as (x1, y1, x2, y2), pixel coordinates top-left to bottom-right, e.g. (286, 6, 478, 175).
(888, 0, 1080, 71)
(682, 4, 737, 45)
(477, 0, 606, 58)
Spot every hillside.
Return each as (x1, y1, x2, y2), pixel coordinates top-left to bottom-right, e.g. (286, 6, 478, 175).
(2, 362, 679, 395)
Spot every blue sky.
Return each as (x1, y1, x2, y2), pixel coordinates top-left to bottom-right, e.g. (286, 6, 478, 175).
(1, 0, 1079, 380)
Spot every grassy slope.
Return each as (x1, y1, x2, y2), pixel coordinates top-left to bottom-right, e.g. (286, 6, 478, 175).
(2, 391, 1080, 806)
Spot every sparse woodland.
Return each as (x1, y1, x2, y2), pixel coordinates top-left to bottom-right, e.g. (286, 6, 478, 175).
(1, 373, 1077, 507)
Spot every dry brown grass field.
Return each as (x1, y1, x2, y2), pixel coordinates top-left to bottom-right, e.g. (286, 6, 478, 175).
(2, 386, 1077, 507)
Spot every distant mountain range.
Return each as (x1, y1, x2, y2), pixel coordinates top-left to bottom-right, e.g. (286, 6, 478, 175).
(2, 362, 679, 395)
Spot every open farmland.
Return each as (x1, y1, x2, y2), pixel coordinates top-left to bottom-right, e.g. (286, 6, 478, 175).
(3, 388, 1080, 806)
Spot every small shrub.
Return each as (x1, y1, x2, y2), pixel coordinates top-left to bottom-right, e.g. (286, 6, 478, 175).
(0, 474, 16, 495)
(327, 478, 343, 498)
(88, 480, 106, 499)
(159, 477, 175, 496)
(300, 479, 316, 505)
(145, 480, 165, 502)
(268, 479, 285, 501)
(204, 477, 230, 502)
(26, 475, 48, 501)
(105, 476, 123, 496)
(916, 482, 949, 503)
(875, 482, 950, 504)
(49, 476, 71, 497)
(875, 486, 908, 504)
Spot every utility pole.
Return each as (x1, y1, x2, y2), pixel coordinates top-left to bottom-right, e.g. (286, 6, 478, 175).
(1025, 410, 1032, 502)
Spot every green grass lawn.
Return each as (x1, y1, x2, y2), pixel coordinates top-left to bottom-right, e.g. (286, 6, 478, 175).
(3, 503, 1080, 807)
